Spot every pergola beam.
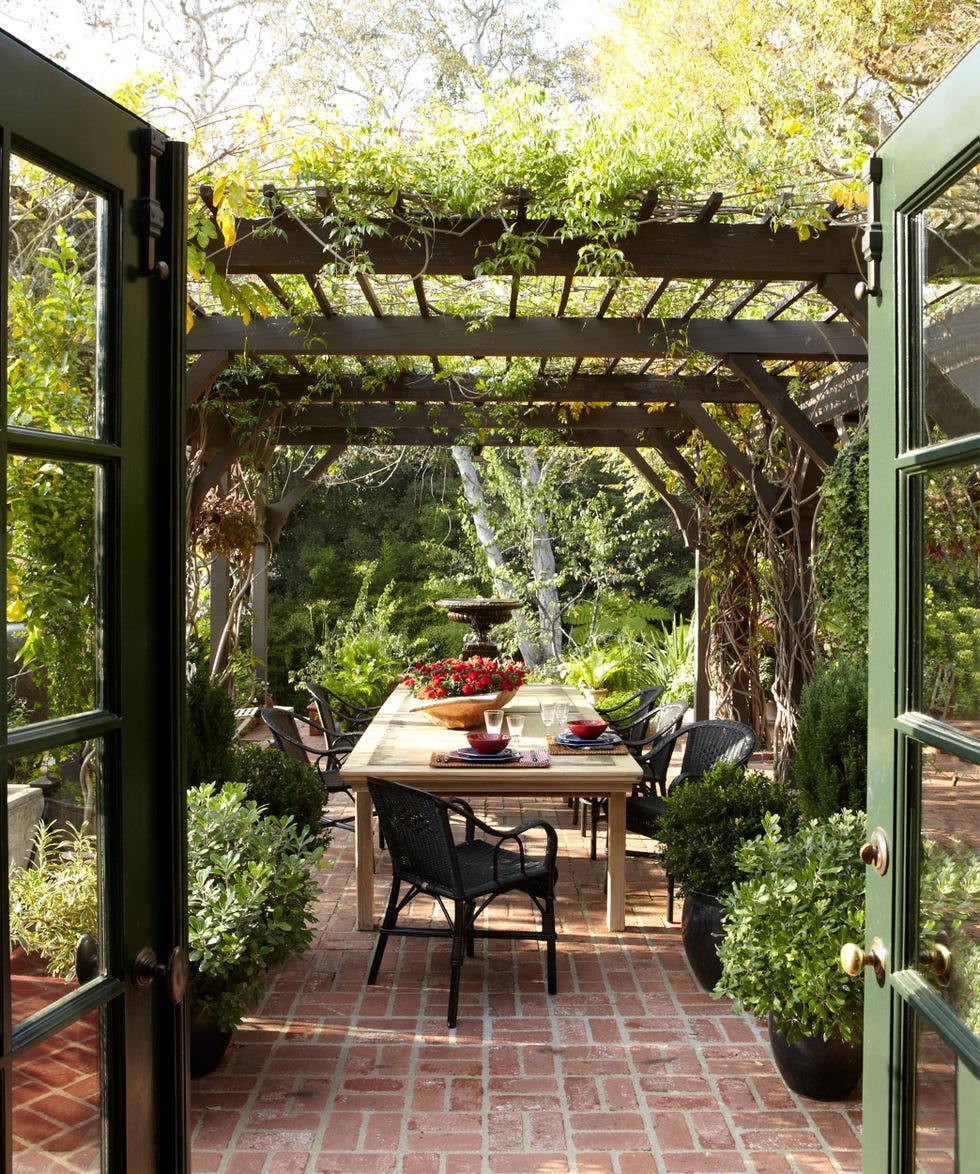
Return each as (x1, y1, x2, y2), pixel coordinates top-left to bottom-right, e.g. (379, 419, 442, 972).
(207, 217, 865, 282)
(187, 315, 867, 361)
(213, 371, 759, 405)
(281, 403, 689, 431)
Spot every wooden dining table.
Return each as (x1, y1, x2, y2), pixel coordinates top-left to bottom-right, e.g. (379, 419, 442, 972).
(341, 683, 642, 932)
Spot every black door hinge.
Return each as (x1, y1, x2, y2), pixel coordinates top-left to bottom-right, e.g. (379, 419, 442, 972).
(140, 127, 169, 279)
(856, 156, 883, 300)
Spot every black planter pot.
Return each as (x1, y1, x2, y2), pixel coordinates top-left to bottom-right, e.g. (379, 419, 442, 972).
(189, 1011, 233, 1079)
(680, 890, 724, 991)
(768, 1014, 863, 1101)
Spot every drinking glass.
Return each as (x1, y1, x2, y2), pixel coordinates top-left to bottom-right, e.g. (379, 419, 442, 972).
(505, 713, 525, 748)
(553, 700, 569, 728)
(539, 700, 556, 731)
(484, 709, 505, 735)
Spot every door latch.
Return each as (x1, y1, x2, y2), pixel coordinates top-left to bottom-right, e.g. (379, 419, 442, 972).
(855, 156, 882, 300)
(134, 945, 190, 1004)
(140, 127, 169, 280)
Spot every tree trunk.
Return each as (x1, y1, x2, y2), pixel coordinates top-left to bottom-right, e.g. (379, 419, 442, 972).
(518, 448, 562, 664)
(450, 446, 536, 664)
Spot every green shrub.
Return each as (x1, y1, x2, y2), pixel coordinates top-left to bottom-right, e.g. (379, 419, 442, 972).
(229, 743, 327, 840)
(792, 657, 868, 817)
(9, 821, 97, 979)
(656, 762, 800, 896)
(186, 663, 236, 786)
(187, 782, 323, 1032)
(716, 810, 866, 1044)
(638, 616, 695, 703)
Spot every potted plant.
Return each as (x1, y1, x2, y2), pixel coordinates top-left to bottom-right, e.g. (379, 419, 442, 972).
(792, 657, 868, 817)
(655, 762, 799, 990)
(715, 808, 866, 1100)
(8, 782, 324, 1078)
(560, 645, 625, 708)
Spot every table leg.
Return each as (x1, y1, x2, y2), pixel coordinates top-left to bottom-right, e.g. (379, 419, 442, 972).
(355, 789, 375, 931)
(606, 791, 627, 932)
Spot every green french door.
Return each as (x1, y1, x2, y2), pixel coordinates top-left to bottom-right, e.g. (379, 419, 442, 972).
(0, 32, 188, 1171)
(864, 44, 979, 1172)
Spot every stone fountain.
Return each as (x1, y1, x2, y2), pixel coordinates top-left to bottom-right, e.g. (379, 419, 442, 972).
(434, 597, 520, 659)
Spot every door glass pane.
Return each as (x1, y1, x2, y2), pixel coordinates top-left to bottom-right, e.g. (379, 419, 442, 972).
(7, 154, 106, 438)
(920, 463, 979, 726)
(8, 740, 103, 1025)
(916, 162, 980, 447)
(919, 745, 979, 1035)
(11, 1007, 102, 1171)
(913, 1025, 956, 1171)
(6, 457, 101, 725)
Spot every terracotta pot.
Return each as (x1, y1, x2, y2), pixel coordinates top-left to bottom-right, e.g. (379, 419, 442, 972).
(407, 691, 511, 730)
(680, 890, 725, 991)
(768, 1014, 863, 1100)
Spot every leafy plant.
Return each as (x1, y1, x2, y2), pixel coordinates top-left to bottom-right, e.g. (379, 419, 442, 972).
(187, 783, 323, 1032)
(9, 821, 98, 980)
(9, 783, 324, 1036)
(716, 809, 866, 1044)
(639, 616, 696, 702)
(560, 644, 628, 692)
(293, 568, 415, 708)
(186, 663, 237, 787)
(656, 762, 800, 896)
(228, 743, 328, 841)
(792, 657, 868, 817)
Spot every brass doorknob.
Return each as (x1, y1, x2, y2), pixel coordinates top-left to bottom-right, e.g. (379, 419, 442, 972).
(840, 936, 887, 981)
(133, 945, 190, 1004)
(858, 828, 889, 876)
(920, 933, 953, 987)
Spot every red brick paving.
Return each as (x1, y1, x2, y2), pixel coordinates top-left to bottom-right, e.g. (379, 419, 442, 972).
(189, 794, 868, 1174)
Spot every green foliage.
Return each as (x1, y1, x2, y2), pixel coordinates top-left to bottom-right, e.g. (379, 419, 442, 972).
(716, 810, 866, 1044)
(559, 643, 629, 692)
(10, 785, 324, 1033)
(228, 743, 327, 841)
(656, 763, 800, 896)
(815, 428, 869, 655)
(923, 604, 980, 719)
(921, 837, 980, 1036)
(187, 783, 323, 1033)
(637, 616, 696, 703)
(792, 658, 868, 817)
(291, 566, 418, 707)
(8, 822, 98, 980)
(186, 664, 237, 787)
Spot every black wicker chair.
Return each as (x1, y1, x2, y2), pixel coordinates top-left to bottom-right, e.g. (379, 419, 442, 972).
(596, 686, 665, 740)
(305, 681, 381, 738)
(625, 719, 757, 921)
(366, 776, 559, 1028)
(578, 701, 689, 860)
(261, 707, 357, 832)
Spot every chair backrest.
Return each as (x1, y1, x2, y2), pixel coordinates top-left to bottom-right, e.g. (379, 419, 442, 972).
(367, 777, 462, 897)
(676, 719, 757, 782)
(261, 707, 310, 763)
(633, 700, 688, 746)
(305, 682, 342, 732)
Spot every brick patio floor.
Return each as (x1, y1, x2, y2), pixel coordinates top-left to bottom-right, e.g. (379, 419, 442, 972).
(189, 792, 863, 1174)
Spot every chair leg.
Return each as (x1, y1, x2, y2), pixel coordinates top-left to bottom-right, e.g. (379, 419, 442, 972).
(541, 885, 558, 996)
(367, 879, 401, 984)
(666, 873, 675, 923)
(447, 899, 470, 1029)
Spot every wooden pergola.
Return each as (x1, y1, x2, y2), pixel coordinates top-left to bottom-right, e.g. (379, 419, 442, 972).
(186, 185, 882, 731)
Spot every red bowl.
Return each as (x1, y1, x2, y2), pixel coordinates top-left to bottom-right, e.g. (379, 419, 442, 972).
(466, 732, 511, 754)
(567, 719, 609, 740)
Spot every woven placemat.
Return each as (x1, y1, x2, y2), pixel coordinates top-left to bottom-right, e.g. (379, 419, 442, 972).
(430, 749, 551, 768)
(547, 736, 627, 756)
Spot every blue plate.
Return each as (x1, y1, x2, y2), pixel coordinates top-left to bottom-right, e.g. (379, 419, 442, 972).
(450, 747, 520, 763)
(555, 731, 620, 748)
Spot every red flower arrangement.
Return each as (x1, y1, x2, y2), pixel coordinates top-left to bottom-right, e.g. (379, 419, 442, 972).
(403, 656, 527, 701)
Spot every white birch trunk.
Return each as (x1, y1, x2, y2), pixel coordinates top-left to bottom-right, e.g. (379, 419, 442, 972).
(519, 447, 562, 663)
(450, 445, 536, 665)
